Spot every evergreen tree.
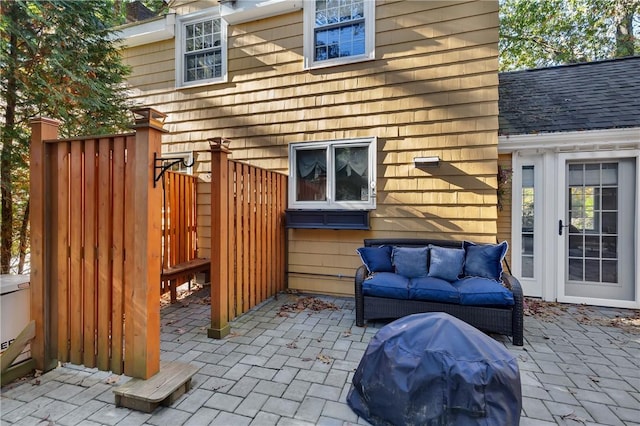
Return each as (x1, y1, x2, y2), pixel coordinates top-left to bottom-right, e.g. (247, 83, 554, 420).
(500, 0, 639, 71)
(0, 0, 132, 273)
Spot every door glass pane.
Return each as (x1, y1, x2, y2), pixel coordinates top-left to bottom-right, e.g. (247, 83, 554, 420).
(602, 236, 617, 258)
(522, 257, 533, 278)
(296, 149, 327, 201)
(602, 260, 618, 283)
(568, 258, 583, 280)
(584, 236, 600, 257)
(521, 165, 534, 278)
(569, 235, 583, 257)
(602, 212, 617, 234)
(601, 163, 618, 185)
(601, 188, 617, 210)
(584, 259, 600, 281)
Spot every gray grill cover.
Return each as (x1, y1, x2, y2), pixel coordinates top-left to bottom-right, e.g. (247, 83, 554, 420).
(347, 312, 521, 425)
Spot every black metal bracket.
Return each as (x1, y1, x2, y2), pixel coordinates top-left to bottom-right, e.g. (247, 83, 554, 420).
(153, 152, 195, 187)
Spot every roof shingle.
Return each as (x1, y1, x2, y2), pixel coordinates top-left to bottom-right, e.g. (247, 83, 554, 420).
(498, 56, 640, 135)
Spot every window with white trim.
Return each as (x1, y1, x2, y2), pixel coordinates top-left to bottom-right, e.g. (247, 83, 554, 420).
(289, 138, 377, 210)
(521, 165, 535, 278)
(176, 9, 227, 87)
(303, 0, 375, 69)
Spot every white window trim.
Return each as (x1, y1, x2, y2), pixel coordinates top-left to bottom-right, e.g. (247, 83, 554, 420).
(288, 137, 377, 210)
(303, 0, 375, 70)
(175, 8, 228, 88)
(162, 151, 194, 174)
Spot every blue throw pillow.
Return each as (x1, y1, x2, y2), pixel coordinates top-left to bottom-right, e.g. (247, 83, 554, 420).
(463, 241, 508, 281)
(356, 246, 393, 274)
(428, 245, 465, 282)
(392, 246, 429, 278)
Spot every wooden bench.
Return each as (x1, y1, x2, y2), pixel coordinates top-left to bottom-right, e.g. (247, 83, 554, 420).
(161, 258, 210, 303)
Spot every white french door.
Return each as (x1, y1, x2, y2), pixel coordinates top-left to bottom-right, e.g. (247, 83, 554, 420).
(557, 154, 639, 307)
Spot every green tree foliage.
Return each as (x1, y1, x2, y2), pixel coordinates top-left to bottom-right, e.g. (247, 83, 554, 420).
(499, 0, 640, 71)
(0, 0, 132, 273)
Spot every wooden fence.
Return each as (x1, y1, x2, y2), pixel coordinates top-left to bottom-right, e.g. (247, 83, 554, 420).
(29, 111, 289, 379)
(30, 109, 165, 379)
(208, 138, 287, 338)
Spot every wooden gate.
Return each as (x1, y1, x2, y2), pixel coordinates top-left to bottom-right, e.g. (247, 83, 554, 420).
(208, 138, 288, 338)
(29, 109, 165, 379)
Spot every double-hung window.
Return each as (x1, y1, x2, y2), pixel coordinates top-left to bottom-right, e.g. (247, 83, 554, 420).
(176, 9, 227, 87)
(289, 137, 376, 210)
(303, 0, 375, 69)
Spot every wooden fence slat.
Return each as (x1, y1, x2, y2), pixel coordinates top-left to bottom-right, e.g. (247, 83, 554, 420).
(241, 165, 250, 313)
(110, 136, 126, 374)
(83, 139, 97, 368)
(234, 164, 243, 316)
(123, 135, 136, 373)
(228, 162, 235, 318)
(96, 138, 112, 371)
(69, 141, 83, 365)
(54, 142, 69, 363)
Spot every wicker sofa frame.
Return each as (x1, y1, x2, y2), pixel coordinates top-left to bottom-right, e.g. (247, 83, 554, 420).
(355, 238, 524, 346)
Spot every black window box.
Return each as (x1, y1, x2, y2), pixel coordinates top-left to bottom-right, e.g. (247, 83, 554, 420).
(285, 209, 370, 230)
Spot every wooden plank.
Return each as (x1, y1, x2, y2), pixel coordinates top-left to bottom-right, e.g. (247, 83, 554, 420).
(249, 167, 257, 309)
(125, 112, 162, 379)
(113, 361, 198, 413)
(0, 359, 36, 387)
(69, 141, 83, 365)
(258, 169, 265, 302)
(266, 172, 273, 298)
(0, 321, 35, 373)
(227, 162, 235, 319)
(54, 142, 69, 363)
(242, 164, 250, 313)
(111, 136, 126, 374)
(83, 139, 97, 368)
(234, 164, 243, 316)
(208, 141, 230, 339)
(96, 138, 112, 371)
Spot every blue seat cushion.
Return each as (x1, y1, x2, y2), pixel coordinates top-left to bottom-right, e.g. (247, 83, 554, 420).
(357, 246, 393, 273)
(463, 241, 508, 281)
(409, 276, 460, 303)
(453, 277, 514, 306)
(392, 246, 429, 278)
(363, 272, 410, 299)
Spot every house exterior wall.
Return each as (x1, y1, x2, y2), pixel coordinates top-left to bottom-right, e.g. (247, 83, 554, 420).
(497, 153, 512, 266)
(121, 0, 500, 295)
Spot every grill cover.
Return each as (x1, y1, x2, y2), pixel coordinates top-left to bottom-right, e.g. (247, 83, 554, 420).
(347, 312, 521, 426)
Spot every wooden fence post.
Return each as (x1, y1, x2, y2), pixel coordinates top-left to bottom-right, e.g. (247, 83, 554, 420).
(208, 138, 231, 339)
(29, 117, 61, 373)
(125, 108, 165, 379)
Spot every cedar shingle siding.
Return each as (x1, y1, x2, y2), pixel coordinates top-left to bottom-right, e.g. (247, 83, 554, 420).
(122, 0, 500, 295)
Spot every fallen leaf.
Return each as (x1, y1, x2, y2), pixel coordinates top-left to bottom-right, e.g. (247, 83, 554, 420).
(105, 375, 120, 385)
(317, 354, 332, 364)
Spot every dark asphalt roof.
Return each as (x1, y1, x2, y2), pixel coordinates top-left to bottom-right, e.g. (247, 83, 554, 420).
(498, 56, 640, 136)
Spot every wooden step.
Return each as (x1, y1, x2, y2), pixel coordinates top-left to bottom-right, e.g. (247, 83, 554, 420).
(113, 361, 199, 413)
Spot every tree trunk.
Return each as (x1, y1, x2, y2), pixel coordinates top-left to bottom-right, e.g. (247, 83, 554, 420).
(18, 199, 30, 274)
(0, 2, 18, 274)
(615, 11, 635, 57)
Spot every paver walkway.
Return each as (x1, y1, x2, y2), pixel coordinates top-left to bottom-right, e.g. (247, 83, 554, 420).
(1, 288, 639, 425)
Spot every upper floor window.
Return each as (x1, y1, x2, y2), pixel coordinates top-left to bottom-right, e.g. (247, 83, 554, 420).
(289, 137, 377, 210)
(176, 9, 227, 88)
(303, 0, 375, 69)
